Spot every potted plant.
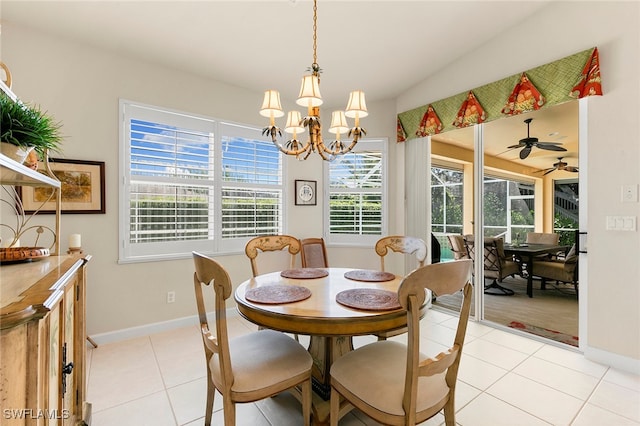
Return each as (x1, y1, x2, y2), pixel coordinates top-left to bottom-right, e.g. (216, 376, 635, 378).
(0, 92, 63, 164)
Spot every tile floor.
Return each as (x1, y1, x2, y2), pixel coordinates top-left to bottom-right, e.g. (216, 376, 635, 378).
(87, 309, 640, 425)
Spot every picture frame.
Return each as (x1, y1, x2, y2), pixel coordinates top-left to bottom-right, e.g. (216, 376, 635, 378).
(18, 158, 106, 214)
(295, 179, 317, 206)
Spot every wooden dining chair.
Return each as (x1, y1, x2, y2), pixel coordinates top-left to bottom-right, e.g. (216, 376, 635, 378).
(329, 259, 473, 426)
(375, 235, 428, 272)
(244, 235, 301, 277)
(192, 252, 312, 426)
(300, 237, 329, 268)
(374, 235, 428, 340)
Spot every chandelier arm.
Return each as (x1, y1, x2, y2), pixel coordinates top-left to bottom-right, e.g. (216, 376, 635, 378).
(277, 140, 313, 156)
(302, 146, 315, 160)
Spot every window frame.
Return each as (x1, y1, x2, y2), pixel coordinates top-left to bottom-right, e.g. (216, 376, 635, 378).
(323, 138, 388, 247)
(118, 99, 285, 263)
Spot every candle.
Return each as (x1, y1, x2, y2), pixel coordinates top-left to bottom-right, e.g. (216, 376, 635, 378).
(69, 234, 81, 248)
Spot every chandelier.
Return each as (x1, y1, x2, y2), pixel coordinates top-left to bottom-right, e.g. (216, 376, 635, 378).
(260, 0, 367, 161)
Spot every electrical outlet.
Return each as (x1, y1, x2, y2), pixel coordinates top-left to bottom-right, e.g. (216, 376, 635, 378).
(622, 184, 638, 203)
(167, 291, 176, 303)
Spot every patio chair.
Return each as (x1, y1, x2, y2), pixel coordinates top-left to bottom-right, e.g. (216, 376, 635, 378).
(530, 244, 579, 299)
(447, 234, 469, 260)
(464, 235, 520, 296)
(525, 232, 560, 245)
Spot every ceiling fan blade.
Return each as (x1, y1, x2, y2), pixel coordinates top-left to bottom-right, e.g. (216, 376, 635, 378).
(496, 147, 520, 157)
(507, 143, 525, 149)
(538, 144, 567, 152)
(543, 168, 556, 175)
(565, 166, 579, 173)
(520, 146, 532, 159)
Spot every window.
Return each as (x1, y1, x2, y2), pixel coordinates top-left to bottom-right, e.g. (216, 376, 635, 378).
(119, 100, 283, 262)
(325, 139, 387, 245)
(553, 179, 579, 245)
(431, 165, 464, 261)
(483, 175, 534, 241)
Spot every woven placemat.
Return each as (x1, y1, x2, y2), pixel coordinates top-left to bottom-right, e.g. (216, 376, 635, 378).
(280, 268, 329, 279)
(0, 247, 50, 264)
(245, 285, 312, 304)
(344, 269, 396, 282)
(336, 289, 401, 311)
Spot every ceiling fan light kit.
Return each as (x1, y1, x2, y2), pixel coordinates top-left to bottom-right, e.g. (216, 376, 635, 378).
(539, 157, 579, 175)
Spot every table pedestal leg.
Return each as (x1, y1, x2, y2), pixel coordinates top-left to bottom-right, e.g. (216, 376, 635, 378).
(306, 335, 353, 425)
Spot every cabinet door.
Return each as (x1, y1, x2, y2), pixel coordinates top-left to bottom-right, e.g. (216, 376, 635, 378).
(62, 281, 76, 425)
(47, 297, 62, 425)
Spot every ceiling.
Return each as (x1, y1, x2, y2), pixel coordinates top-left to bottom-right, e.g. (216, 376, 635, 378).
(1, 0, 578, 172)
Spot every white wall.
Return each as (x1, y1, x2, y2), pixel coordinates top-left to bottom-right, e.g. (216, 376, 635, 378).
(2, 23, 400, 336)
(398, 1, 640, 370)
(4, 1, 638, 372)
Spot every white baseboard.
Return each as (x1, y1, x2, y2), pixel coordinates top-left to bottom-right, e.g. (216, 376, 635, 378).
(584, 345, 640, 375)
(88, 308, 239, 346)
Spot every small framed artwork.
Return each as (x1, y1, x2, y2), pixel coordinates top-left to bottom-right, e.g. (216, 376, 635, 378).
(295, 179, 317, 206)
(18, 158, 106, 214)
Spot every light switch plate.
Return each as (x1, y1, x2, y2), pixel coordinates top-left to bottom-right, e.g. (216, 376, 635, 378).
(606, 215, 637, 231)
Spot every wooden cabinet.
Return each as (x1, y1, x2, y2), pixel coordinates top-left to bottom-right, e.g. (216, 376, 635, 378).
(1, 150, 91, 424)
(1, 75, 91, 425)
(0, 254, 91, 425)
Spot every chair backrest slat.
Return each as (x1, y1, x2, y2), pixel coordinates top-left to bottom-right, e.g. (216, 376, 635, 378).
(375, 235, 428, 272)
(245, 235, 301, 277)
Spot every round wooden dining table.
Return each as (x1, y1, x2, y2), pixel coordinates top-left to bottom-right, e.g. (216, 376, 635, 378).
(234, 267, 423, 425)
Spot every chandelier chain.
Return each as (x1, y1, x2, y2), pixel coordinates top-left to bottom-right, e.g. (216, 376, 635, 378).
(312, 0, 317, 67)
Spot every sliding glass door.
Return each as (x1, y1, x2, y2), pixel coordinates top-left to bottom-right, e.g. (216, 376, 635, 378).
(428, 101, 579, 339)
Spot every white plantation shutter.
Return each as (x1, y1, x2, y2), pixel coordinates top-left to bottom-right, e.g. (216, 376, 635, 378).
(219, 123, 283, 239)
(326, 139, 387, 245)
(120, 101, 283, 262)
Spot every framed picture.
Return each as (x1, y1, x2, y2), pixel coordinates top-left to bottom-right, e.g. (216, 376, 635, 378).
(295, 179, 317, 206)
(19, 158, 106, 214)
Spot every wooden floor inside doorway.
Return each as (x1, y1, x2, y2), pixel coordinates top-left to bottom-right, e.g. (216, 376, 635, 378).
(432, 274, 578, 338)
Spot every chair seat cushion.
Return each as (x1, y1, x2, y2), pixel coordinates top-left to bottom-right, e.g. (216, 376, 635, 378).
(531, 260, 573, 282)
(330, 341, 449, 417)
(210, 329, 311, 394)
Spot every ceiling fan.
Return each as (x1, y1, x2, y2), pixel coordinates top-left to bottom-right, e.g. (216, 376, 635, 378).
(508, 118, 567, 159)
(538, 157, 579, 175)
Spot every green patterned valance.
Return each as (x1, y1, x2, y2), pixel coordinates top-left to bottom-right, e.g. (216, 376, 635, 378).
(397, 47, 601, 143)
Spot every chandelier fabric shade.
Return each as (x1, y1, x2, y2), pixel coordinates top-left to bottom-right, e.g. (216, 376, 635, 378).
(345, 90, 368, 119)
(329, 111, 349, 136)
(260, 90, 285, 120)
(285, 111, 305, 135)
(297, 75, 323, 107)
(260, 0, 367, 161)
